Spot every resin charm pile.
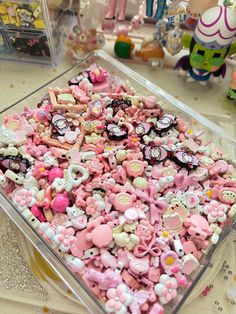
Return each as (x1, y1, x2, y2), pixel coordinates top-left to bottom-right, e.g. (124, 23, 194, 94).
(1, 64, 236, 314)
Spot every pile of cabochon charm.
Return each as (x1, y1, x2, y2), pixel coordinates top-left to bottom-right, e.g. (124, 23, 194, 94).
(1, 64, 236, 314)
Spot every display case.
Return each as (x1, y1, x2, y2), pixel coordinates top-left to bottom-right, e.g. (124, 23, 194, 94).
(1, 50, 236, 314)
(0, 0, 76, 64)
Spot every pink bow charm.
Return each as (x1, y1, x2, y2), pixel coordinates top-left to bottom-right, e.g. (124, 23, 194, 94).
(134, 235, 161, 257)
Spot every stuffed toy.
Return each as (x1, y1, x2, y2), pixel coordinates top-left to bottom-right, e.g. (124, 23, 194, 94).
(175, 6, 236, 84)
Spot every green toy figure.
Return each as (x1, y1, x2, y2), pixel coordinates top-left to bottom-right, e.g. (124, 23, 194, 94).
(175, 5, 236, 85)
(227, 66, 236, 101)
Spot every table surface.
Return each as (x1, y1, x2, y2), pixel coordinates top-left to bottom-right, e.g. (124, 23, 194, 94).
(1, 42, 236, 314)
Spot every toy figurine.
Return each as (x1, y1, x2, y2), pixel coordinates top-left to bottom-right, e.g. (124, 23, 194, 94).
(105, 0, 127, 21)
(165, 24, 182, 56)
(65, 0, 105, 63)
(146, 0, 167, 20)
(67, 26, 105, 62)
(114, 32, 134, 59)
(113, 2, 145, 59)
(15, 4, 35, 28)
(175, 6, 236, 85)
(185, 0, 218, 30)
(227, 66, 236, 101)
(135, 39, 165, 67)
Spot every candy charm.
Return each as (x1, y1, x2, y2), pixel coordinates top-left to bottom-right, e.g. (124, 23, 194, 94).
(112, 193, 135, 212)
(51, 192, 69, 213)
(156, 114, 178, 133)
(106, 123, 128, 141)
(65, 164, 89, 191)
(143, 145, 169, 164)
(12, 187, 36, 211)
(66, 205, 87, 229)
(105, 284, 133, 314)
(173, 150, 199, 169)
(204, 200, 228, 223)
(154, 274, 178, 304)
(53, 226, 76, 252)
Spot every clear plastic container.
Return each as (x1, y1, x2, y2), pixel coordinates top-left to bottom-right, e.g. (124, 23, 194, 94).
(1, 50, 236, 314)
(8, 29, 51, 59)
(0, 0, 76, 64)
(0, 27, 12, 53)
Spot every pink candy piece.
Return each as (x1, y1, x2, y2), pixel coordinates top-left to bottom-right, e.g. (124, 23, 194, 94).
(48, 167, 64, 184)
(69, 86, 90, 103)
(31, 205, 46, 222)
(185, 214, 212, 249)
(86, 224, 113, 248)
(141, 96, 160, 109)
(208, 160, 233, 176)
(89, 66, 108, 83)
(113, 193, 135, 212)
(72, 229, 93, 255)
(124, 208, 139, 222)
(86, 269, 122, 290)
(92, 79, 111, 93)
(33, 106, 51, 124)
(123, 160, 147, 178)
(149, 303, 164, 314)
(51, 192, 69, 213)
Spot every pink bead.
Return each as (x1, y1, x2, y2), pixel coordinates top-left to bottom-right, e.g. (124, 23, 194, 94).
(51, 192, 69, 213)
(124, 208, 138, 221)
(48, 167, 64, 184)
(31, 205, 46, 222)
(86, 224, 113, 248)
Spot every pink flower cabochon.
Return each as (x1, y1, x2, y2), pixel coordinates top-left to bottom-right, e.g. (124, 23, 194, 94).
(194, 5, 236, 50)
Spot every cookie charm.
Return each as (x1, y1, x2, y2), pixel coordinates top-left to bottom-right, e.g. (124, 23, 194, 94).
(218, 188, 236, 205)
(113, 193, 135, 212)
(156, 114, 178, 133)
(173, 150, 199, 169)
(143, 144, 170, 164)
(106, 123, 128, 141)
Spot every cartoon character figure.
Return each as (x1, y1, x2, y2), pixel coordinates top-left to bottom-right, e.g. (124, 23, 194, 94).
(135, 39, 165, 66)
(175, 6, 236, 84)
(51, 114, 71, 135)
(166, 25, 183, 56)
(143, 144, 169, 164)
(106, 123, 128, 141)
(15, 4, 35, 28)
(67, 27, 105, 62)
(153, 18, 169, 45)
